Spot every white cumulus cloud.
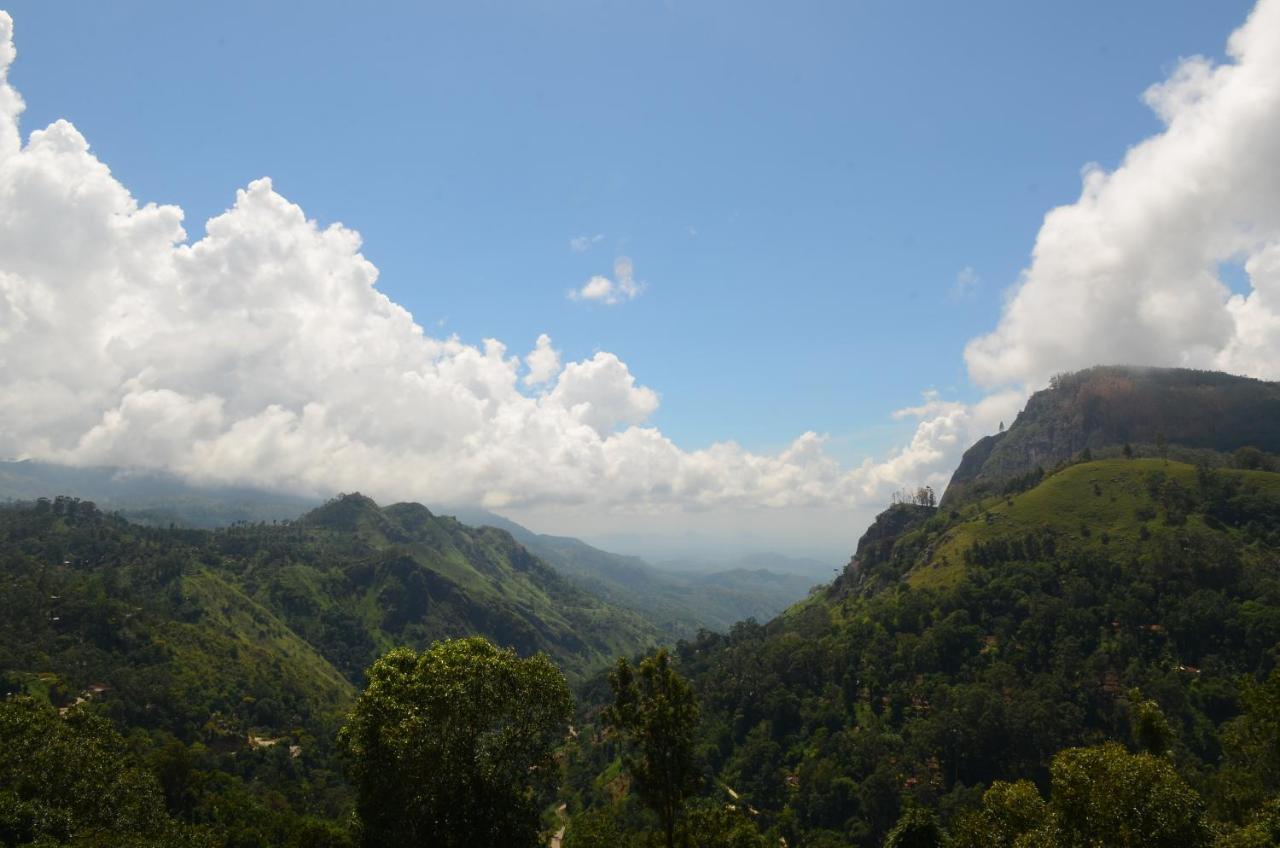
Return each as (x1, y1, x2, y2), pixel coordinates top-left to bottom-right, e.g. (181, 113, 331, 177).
(569, 256, 643, 305)
(522, 334, 562, 388)
(965, 0, 1280, 389)
(0, 10, 943, 529)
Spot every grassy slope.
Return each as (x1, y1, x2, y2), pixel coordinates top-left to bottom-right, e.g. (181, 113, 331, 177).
(911, 458, 1280, 589)
(175, 570, 355, 714)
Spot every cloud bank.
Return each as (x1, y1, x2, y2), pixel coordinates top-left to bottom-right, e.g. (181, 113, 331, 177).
(2, 0, 1279, 542)
(0, 10, 945, 521)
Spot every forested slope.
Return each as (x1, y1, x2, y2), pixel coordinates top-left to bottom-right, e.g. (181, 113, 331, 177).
(0, 493, 659, 845)
(616, 455, 1280, 845)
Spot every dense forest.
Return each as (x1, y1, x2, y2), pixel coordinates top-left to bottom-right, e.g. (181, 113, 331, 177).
(0, 493, 656, 846)
(4, 367, 1280, 846)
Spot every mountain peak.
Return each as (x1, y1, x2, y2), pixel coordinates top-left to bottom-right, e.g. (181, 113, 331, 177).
(301, 492, 383, 531)
(943, 365, 1280, 505)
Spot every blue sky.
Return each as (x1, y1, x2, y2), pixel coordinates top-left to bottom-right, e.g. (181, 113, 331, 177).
(4, 1, 1278, 560)
(4, 0, 1251, 463)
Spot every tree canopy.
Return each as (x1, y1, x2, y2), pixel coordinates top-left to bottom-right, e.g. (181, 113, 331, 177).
(604, 649, 701, 848)
(338, 637, 572, 848)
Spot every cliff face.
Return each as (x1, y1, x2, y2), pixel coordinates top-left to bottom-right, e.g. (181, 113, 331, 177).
(830, 502, 935, 596)
(942, 366, 1280, 505)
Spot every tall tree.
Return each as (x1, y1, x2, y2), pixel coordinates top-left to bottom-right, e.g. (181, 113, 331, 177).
(339, 638, 572, 848)
(604, 649, 701, 848)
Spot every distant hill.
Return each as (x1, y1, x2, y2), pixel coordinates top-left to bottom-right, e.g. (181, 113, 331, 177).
(652, 551, 834, 580)
(942, 365, 1280, 505)
(0, 462, 819, 638)
(442, 505, 823, 636)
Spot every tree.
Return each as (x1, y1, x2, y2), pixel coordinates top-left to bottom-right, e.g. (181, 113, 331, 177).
(951, 780, 1050, 848)
(604, 649, 701, 848)
(884, 806, 945, 848)
(1127, 689, 1175, 756)
(562, 808, 629, 848)
(338, 638, 572, 848)
(1233, 446, 1268, 471)
(1047, 743, 1211, 848)
(1217, 670, 1280, 820)
(0, 696, 204, 846)
(679, 799, 766, 848)
(952, 745, 1211, 848)
(1217, 796, 1280, 848)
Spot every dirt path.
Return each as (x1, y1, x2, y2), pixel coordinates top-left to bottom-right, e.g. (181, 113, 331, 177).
(549, 803, 567, 848)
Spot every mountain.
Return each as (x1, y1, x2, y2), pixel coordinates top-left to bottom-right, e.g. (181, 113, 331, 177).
(0, 492, 667, 841)
(0, 492, 660, 728)
(653, 551, 834, 580)
(441, 505, 823, 636)
(0, 463, 820, 638)
(942, 365, 1280, 505)
(566, 367, 1280, 846)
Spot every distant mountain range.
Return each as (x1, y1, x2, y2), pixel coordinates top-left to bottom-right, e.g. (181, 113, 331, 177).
(0, 460, 823, 639)
(438, 505, 826, 636)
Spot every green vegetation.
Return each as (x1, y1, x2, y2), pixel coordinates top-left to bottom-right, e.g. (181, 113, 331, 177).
(5, 368, 1280, 847)
(0, 494, 653, 846)
(604, 650, 702, 848)
(0, 696, 208, 846)
(912, 458, 1280, 589)
(339, 639, 571, 847)
(557, 446, 1280, 846)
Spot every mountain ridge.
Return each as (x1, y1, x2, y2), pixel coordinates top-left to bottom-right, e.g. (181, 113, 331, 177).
(942, 365, 1280, 505)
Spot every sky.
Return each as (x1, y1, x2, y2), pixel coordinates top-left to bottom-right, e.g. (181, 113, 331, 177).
(0, 1, 1278, 561)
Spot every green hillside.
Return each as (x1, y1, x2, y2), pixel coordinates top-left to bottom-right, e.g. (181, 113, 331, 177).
(0, 493, 660, 845)
(285, 494, 661, 680)
(564, 454, 1280, 846)
(909, 458, 1280, 589)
